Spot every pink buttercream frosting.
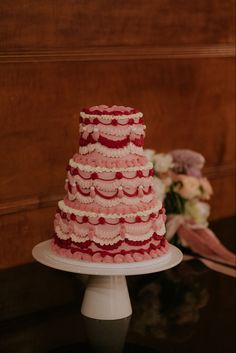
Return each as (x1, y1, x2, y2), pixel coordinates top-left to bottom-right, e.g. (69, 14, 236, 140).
(73, 152, 148, 168)
(82, 105, 140, 115)
(51, 238, 169, 263)
(52, 105, 168, 264)
(54, 210, 166, 246)
(64, 197, 158, 214)
(81, 123, 144, 138)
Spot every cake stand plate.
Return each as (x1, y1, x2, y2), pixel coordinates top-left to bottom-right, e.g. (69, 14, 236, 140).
(32, 240, 182, 320)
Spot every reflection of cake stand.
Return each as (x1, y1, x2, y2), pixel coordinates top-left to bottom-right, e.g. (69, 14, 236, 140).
(32, 240, 182, 320)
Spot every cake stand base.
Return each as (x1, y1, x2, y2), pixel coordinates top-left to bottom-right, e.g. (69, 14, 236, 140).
(32, 240, 182, 320)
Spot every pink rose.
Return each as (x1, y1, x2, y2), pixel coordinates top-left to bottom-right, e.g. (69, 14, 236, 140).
(173, 174, 201, 200)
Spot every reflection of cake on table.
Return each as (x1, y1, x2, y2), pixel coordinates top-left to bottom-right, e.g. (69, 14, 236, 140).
(52, 105, 169, 263)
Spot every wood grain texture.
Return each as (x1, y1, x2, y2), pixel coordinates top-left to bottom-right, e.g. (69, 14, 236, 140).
(0, 1, 235, 268)
(0, 207, 55, 269)
(0, 57, 234, 268)
(0, 45, 235, 63)
(0, 58, 235, 203)
(0, 0, 235, 50)
(209, 175, 235, 221)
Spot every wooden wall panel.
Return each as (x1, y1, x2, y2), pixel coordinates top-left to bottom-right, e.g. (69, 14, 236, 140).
(209, 174, 235, 221)
(0, 207, 55, 269)
(0, 58, 235, 204)
(0, 1, 235, 268)
(0, 0, 235, 50)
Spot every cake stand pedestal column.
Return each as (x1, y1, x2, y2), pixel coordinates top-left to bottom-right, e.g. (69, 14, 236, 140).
(32, 240, 182, 320)
(81, 275, 132, 320)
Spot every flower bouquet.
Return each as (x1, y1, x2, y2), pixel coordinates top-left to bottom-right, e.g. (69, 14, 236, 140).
(144, 149, 235, 266)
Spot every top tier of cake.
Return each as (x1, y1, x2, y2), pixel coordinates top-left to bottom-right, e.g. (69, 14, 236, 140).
(79, 105, 145, 159)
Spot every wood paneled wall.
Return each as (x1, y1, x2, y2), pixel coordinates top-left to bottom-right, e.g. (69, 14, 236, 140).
(0, 0, 235, 268)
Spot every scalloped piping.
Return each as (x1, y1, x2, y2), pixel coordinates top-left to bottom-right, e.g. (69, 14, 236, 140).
(51, 239, 169, 263)
(57, 210, 159, 225)
(55, 217, 166, 243)
(58, 199, 162, 218)
(68, 180, 152, 195)
(69, 159, 152, 173)
(79, 143, 144, 157)
(79, 123, 145, 137)
(67, 192, 154, 207)
(54, 226, 70, 240)
(80, 112, 143, 120)
(68, 182, 152, 197)
(55, 228, 157, 245)
(68, 176, 152, 190)
(79, 133, 144, 149)
(64, 197, 159, 215)
(56, 214, 162, 233)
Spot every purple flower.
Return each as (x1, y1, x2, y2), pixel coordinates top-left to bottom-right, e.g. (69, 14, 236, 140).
(170, 149, 205, 177)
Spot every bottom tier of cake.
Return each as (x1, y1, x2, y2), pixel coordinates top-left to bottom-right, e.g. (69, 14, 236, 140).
(51, 234, 169, 263)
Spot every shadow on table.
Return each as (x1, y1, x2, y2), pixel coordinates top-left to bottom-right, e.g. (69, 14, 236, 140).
(46, 260, 209, 353)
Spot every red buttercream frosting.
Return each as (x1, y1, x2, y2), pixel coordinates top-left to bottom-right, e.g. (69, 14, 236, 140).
(52, 105, 168, 263)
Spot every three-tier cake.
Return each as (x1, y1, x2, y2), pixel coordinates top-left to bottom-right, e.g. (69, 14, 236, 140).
(52, 105, 169, 263)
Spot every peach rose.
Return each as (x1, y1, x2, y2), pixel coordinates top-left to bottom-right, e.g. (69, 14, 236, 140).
(173, 174, 201, 200)
(199, 177, 213, 200)
(185, 200, 210, 224)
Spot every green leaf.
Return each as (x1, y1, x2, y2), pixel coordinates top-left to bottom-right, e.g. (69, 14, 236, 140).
(164, 190, 186, 214)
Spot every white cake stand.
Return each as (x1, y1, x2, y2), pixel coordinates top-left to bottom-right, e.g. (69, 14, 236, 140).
(32, 240, 182, 320)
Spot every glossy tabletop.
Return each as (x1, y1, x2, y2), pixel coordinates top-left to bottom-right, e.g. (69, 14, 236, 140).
(0, 217, 235, 353)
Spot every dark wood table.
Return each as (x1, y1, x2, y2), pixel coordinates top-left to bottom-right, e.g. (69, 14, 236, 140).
(0, 217, 235, 353)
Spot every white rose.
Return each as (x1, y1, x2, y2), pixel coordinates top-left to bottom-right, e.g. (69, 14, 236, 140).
(143, 149, 156, 161)
(185, 200, 210, 225)
(173, 174, 201, 200)
(153, 153, 173, 174)
(152, 177, 166, 202)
